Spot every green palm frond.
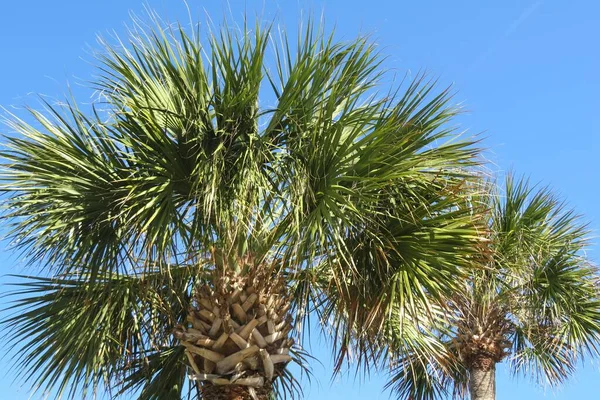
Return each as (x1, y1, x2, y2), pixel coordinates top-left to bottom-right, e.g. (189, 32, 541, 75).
(119, 345, 188, 400)
(311, 176, 486, 374)
(382, 299, 469, 400)
(2, 266, 196, 399)
(491, 175, 600, 384)
(386, 345, 466, 400)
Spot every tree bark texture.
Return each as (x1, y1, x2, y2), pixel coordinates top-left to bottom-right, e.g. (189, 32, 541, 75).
(176, 265, 293, 399)
(201, 383, 271, 400)
(468, 355, 495, 400)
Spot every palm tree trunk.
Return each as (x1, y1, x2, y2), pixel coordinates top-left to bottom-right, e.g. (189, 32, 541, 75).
(178, 266, 293, 400)
(468, 355, 495, 400)
(201, 383, 271, 399)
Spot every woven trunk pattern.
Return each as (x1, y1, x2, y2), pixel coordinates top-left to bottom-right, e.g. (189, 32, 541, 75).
(174, 269, 293, 395)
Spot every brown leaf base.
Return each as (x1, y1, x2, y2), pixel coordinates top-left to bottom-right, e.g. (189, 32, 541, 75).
(470, 353, 494, 372)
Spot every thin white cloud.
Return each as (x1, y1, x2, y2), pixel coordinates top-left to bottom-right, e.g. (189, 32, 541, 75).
(468, 1, 544, 72)
(504, 0, 544, 37)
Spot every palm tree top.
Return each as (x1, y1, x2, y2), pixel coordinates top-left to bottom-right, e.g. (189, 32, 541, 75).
(386, 174, 600, 400)
(1, 12, 483, 399)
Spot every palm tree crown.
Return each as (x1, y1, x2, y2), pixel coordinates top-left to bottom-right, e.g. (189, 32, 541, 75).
(1, 14, 482, 399)
(387, 175, 600, 400)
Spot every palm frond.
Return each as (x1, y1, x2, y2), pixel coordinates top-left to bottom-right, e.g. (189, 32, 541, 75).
(491, 175, 600, 384)
(118, 346, 189, 400)
(384, 302, 468, 400)
(1, 266, 196, 399)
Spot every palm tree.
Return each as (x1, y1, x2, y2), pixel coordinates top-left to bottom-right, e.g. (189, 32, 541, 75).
(0, 14, 482, 400)
(386, 175, 600, 400)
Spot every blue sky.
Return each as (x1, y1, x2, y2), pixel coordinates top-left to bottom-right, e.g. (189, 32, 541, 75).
(0, 0, 599, 399)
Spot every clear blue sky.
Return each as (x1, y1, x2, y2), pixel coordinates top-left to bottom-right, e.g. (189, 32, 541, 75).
(1, 1, 599, 399)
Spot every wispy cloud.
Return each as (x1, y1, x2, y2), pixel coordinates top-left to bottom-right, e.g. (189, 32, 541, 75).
(468, 1, 544, 72)
(504, 0, 544, 37)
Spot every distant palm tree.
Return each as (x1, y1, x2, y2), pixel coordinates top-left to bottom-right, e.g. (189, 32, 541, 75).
(0, 15, 482, 400)
(386, 175, 600, 400)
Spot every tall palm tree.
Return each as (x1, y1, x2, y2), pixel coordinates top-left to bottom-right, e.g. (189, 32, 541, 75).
(386, 175, 600, 400)
(0, 15, 482, 400)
